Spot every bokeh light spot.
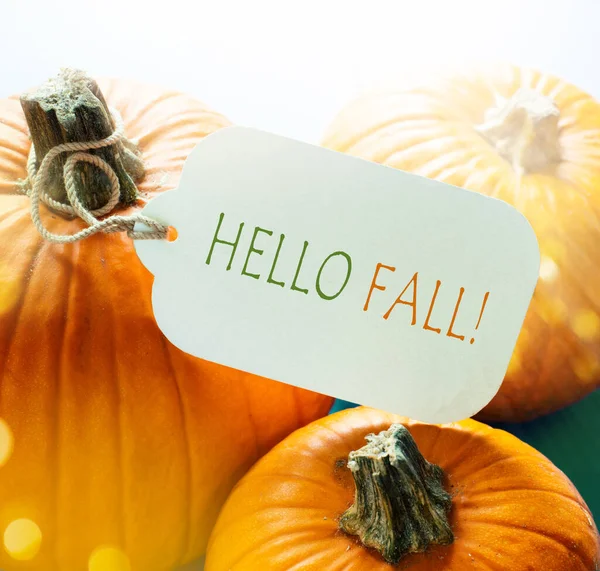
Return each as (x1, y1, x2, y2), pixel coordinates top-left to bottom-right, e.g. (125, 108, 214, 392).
(506, 351, 522, 376)
(89, 546, 131, 571)
(572, 310, 600, 341)
(537, 298, 568, 325)
(572, 351, 600, 383)
(539, 256, 559, 282)
(3, 519, 42, 561)
(0, 418, 13, 467)
(0, 264, 20, 315)
(542, 239, 566, 262)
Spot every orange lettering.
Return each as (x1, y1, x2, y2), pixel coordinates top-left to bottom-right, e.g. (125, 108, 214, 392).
(447, 287, 466, 341)
(383, 272, 418, 323)
(363, 263, 395, 311)
(423, 280, 442, 334)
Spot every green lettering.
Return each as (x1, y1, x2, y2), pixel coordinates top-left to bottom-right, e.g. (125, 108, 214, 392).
(267, 233, 286, 288)
(241, 226, 273, 280)
(205, 213, 244, 271)
(291, 241, 310, 295)
(315, 251, 352, 301)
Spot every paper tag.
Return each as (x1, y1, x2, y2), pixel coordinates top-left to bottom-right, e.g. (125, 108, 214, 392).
(134, 126, 539, 423)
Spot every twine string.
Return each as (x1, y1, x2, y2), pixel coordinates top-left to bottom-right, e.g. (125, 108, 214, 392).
(19, 107, 168, 244)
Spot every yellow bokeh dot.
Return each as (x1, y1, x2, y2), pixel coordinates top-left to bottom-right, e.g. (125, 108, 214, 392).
(539, 256, 559, 282)
(506, 351, 522, 376)
(0, 264, 20, 315)
(3, 519, 42, 561)
(571, 351, 600, 383)
(537, 298, 568, 325)
(89, 546, 131, 571)
(542, 239, 567, 262)
(0, 418, 13, 467)
(572, 310, 600, 341)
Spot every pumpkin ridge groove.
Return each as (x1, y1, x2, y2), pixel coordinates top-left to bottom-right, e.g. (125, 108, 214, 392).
(557, 241, 600, 309)
(413, 148, 478, 180)
(463, 517, 589, 564)
(138, 117, 210, 149)
(0, 224, 45, 387)
(469, 485, 587, 507)
(282, 543, 349, 571)
(246, 471, 337, 490)
(420, 424, 445, 460)
(462, 453, 539, 480)
(561, 128, 600, 145)
(321, 423, 353, 448)
(159, 333, 192, 566)
(327, 551, 362, 571)
(537, 321, 570, 405)
(0, 144, 29, 168)
(224, 526, 334, 570)
(0, 205, 28, 227)
(240, 378, 261, 460)
(559, 183, 600, 228)
(509, 370, 544, 415)
(236, 503, 333, 516)
(0, 114, 29, 136)
(124, 91, 183, 136)
(102, 236, 127, 552)
(482, 170, 506, 199)
(435, 431, 482, 474)
(341, 114, 437, 155)
(211, 493, 335, 533)
(52, 239, 77, 571)
(288, 388, 303, 429)
(384, 134, 473, 165)
(444, 543, 498, 571)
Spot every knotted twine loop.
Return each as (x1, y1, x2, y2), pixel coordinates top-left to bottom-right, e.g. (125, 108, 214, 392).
(18, 106, 168, 244)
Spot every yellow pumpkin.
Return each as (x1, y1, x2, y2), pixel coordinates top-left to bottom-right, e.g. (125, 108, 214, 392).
(322, 64, 600, 421)
(0, 70, 333, 571)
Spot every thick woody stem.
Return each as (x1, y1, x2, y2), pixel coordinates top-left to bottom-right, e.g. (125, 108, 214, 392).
(340, 424, 454, 564)
(20, 68, 144, 212)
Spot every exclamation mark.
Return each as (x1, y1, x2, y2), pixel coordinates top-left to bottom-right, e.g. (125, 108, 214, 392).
(470, 292, 490, 345)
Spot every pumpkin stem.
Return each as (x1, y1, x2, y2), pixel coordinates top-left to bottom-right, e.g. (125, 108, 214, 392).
(20, 68, 143, 213)
(475, 88, 561, 173)
(339, 424, 454, 564)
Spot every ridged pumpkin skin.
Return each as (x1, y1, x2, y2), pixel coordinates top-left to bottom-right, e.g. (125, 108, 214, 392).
(321, 65, 600, 422)
(206, 406, 600, 571)
(0, 79, 333, 571)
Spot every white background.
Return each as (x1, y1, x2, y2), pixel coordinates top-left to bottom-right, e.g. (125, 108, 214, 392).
(1, 1, 597, 569)
(2, 0, 599, 144)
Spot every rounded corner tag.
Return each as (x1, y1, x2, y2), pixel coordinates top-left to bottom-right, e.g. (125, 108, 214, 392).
(131, 127, 541, 424)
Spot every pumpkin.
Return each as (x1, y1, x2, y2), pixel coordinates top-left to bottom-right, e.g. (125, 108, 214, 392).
(0, 69, 333, 571)
(205, 406, 600, 571)
(321, 64, 600, 422)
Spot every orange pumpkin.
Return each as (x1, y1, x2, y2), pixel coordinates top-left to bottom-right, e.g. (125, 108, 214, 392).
(321, 65, 600, 422)
(206, 406, 600, 571)
(0, 70, 333, 571)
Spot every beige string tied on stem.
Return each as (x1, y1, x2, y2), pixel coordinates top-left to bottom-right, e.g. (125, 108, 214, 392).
(19, 106, 169, 244)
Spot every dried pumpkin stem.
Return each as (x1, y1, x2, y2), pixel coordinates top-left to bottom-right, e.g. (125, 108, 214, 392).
(475, 88, 561, 173)
(20, 68, 143, 213)
(340, 424, 454, 564)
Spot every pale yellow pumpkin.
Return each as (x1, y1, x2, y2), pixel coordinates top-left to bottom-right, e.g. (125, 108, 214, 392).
(322, 65, 600, 421)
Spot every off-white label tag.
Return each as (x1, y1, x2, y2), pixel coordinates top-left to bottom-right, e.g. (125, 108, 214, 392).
(134, 126, 539, 423)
